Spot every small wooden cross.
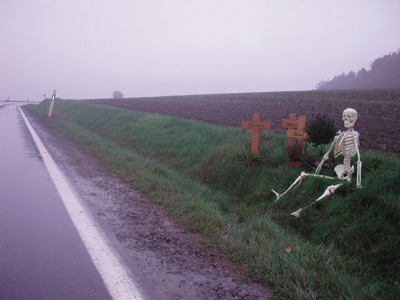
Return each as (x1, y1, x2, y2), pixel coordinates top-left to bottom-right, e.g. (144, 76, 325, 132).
(241, 112, 272, 153)
(281, 113, 307, 154)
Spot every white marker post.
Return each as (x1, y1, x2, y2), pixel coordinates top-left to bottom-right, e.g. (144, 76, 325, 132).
(48, 91, 56, 117)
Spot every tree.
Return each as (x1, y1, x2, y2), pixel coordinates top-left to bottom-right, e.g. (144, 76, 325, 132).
(113, 91, 124, 99)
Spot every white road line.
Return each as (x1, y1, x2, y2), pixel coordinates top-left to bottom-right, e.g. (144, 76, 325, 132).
(19, 106, 145, 300)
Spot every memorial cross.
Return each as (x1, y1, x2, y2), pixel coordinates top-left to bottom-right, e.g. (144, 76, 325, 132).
(241, 112, 272, 153)
(281, 113, 307, 154)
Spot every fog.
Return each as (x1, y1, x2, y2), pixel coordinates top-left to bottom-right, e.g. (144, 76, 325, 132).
(1, 0, 399, 101)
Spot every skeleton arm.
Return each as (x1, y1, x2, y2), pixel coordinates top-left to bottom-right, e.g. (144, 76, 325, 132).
(354, 134, 362, 188)
(315, 134, 340, 174)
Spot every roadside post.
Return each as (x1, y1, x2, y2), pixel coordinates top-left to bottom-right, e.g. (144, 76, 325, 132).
(281, 113, 307, 155)
(241, 112, 272, 153)
(48, 90, 56, 117)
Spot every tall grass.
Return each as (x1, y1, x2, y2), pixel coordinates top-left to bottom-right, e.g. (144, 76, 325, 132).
(26, 100, 400, 299)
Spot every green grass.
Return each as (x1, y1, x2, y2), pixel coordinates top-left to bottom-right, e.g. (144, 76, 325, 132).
(26, 100, 400, 299)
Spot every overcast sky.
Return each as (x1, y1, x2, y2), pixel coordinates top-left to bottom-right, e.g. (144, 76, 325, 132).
(1, 0, 399, 101)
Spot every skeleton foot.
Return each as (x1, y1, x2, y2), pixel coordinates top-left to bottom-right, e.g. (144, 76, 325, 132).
(291, 208, 303, 218)
(271, 189, 280, 201)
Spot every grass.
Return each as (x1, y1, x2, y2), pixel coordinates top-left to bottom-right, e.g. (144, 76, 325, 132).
(26, 99, 400, 299)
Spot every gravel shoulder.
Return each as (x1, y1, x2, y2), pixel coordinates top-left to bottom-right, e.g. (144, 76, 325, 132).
(22, 107, 273, 299)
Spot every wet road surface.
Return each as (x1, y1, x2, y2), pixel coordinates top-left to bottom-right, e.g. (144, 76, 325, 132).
(0, 104, 112, 299)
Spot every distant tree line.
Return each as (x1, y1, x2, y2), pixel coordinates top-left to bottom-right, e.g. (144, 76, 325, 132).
(317, 49, 400, 90)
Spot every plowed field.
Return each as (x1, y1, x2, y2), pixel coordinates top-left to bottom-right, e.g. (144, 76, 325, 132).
(89, 89, 400, 156)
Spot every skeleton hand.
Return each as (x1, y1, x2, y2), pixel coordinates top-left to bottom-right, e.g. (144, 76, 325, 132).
(316, 154, 329, 174)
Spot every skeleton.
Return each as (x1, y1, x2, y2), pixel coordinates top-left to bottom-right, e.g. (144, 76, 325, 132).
(272, 108, 362, 217)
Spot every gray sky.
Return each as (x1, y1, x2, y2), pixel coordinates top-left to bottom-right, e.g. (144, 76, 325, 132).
(2, 0, 400, 101)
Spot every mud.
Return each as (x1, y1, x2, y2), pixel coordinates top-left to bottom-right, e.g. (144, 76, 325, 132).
(22, 107, 273, 299)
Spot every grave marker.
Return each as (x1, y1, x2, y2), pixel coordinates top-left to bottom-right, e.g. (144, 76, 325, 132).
(281, 113, 307, 154)
(241, 112, 272, 153)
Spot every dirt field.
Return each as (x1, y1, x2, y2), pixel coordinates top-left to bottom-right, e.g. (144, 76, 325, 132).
(89, 89, 400, 156)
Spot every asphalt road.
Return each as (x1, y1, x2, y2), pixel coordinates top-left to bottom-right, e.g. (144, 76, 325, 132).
(0, 104, 134, 299)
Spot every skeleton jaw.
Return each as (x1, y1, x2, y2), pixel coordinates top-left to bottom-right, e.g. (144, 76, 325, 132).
(344, 120, 355, 128)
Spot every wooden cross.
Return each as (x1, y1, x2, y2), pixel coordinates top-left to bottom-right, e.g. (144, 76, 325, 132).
(241, 112, 272, 153)
(281, 113, 307, 154)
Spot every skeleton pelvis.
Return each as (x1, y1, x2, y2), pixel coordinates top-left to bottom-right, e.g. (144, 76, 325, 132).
(334, 164, 354, 181)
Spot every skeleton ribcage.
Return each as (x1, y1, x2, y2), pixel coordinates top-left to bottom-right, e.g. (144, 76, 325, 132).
(334, 131, 359, 158)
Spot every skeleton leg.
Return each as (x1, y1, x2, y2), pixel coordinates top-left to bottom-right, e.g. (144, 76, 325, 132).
(272, 172, 308, 201)
(272, 172, 336, 202)
(290, 183, 342, 217)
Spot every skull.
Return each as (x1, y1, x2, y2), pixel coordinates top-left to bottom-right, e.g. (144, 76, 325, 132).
(342, 108, 358, 128)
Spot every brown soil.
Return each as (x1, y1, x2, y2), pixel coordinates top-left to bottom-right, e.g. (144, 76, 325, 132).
(23, 108, 273, 299)
(89, 89, 400, 157)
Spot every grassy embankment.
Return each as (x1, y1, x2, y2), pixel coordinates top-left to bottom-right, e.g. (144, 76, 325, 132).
(26, 100, 400, 299)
